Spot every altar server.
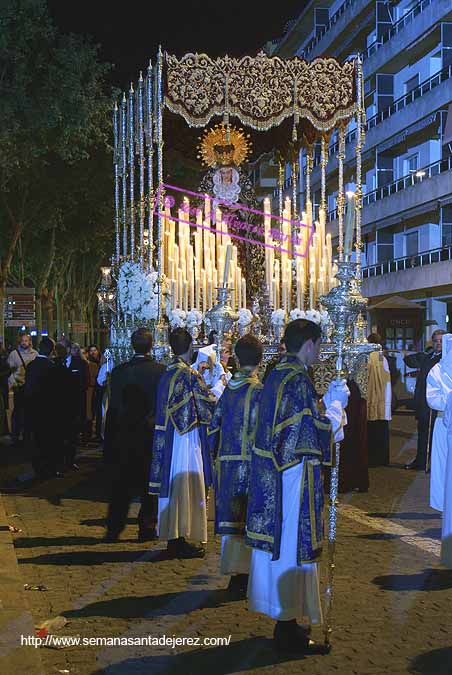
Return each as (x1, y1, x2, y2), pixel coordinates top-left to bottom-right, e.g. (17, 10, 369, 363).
(194, 343, 232, 399)
(246, 319, 349, 653)
(208, 334, 263, 595)
(427, 333, 452, 512)
(149, 328, 216, 558)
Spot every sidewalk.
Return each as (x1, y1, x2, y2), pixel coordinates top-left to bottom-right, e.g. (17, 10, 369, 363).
(0, 487, 44, 674)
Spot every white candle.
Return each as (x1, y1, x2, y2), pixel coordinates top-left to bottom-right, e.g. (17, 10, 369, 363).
(223, 243, 232, 287)
(189, 270, 195, 309)
(195, 274, 200, 309)
(177, 268, 183, 308)
(183, 280, 188, 312)
(241, 278, 246, 309)
(309, 274, 315, 310)
(344, 192, 355, 258)
(202, 270, 207, 313)
(208, 280, 213, 308)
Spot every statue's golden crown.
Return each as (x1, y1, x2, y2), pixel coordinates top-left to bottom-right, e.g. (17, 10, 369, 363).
(198, 124, 252, 168)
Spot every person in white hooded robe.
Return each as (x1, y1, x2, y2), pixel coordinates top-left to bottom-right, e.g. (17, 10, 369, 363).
(426, 333, 452, 512)
(441, 389, 452, 567)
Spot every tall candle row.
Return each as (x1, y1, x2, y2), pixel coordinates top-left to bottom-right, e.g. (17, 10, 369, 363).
(264, 196, 336, 311)
(161, 193, 337, 315)
(160, 197, 247, 313)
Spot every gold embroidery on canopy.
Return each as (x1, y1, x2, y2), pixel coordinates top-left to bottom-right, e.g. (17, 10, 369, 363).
(164, 52, 356, 132)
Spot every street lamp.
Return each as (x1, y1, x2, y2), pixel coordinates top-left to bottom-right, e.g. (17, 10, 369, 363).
(97, 265, 116, 325)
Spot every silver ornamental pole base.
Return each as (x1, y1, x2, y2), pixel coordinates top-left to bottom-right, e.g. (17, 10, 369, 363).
(204, 287, 239, 363)
(318, 260, 368, 650)
(152, 319, 170, 362)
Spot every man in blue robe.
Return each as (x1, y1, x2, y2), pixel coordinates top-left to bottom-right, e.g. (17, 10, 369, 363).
(208, 334, 263, 596)
(246, 319, 349, 653)
(149, 328, 216, 559)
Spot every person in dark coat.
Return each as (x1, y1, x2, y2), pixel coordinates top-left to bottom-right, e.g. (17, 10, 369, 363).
(104, 328, 166, 542)
(50, 344, 78, 472)
(24, 337, 58, 478)
(404, 329, 446, 470)
(85, 344, 101, 442)
(0, 341, 12, 436)
(65, 342, 89, 467)
(339, 380, 369, 492)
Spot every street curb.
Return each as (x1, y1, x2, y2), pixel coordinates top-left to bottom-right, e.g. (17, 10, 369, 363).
(0, 492, 44, 674)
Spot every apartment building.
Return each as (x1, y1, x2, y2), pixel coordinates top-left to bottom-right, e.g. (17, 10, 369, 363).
(262, 0, 452, 347)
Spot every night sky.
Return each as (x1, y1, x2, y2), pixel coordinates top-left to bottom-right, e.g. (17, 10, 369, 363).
(47, 0, 306, 90)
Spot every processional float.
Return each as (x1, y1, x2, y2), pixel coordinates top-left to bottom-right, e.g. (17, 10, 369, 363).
(99, 47, 378, 649)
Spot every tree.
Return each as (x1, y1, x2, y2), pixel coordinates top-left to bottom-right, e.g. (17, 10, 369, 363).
(0, 0, 113, 337)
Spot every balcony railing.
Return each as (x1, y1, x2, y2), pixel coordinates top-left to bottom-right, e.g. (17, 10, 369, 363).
(363, 244, 452, 279)
(327, 155, 452, 221)
(310, 65, 452, 170)
(363, 0, 434, 61)
(301, 0, 433, 64)
(366, 66, 451, 129)
(301, 0, 357, 58)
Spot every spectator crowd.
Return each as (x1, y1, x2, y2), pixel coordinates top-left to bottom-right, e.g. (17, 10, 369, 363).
(0, 334, 111, 479)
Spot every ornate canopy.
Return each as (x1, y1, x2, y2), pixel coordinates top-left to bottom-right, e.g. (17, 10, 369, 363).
(164, 51, 357, 132)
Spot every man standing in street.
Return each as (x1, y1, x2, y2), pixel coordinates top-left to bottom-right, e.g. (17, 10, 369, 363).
(24, 337, 58, 479)
(8, 333, 38, 446)
(404, 329, 445, 470)
(105, 328, 165, 543)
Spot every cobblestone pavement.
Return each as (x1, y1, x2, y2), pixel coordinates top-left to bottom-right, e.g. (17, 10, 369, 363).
(2, 413, 452, 675)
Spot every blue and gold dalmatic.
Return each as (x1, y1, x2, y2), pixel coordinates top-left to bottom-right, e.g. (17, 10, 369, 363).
(246, 353, 333, 565)
(148, 357, 216, 498)
(207, 368, 263, 536)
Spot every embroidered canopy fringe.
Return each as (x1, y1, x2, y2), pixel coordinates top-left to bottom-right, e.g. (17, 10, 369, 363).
(164, 52, 357, 132)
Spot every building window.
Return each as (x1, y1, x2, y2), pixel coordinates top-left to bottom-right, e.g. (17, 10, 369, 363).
(404, 153, 419, 175)
(404, 74, 419, 94)
(405, 231, 419, 257)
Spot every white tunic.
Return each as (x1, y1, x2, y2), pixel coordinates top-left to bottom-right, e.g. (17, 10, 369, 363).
(158, 427, 207, 543)
(440, 390, 452, 566)
(427, 363, 452, 512)
(220, 535, 251, 575)
(247, 401, 345, 623)
(247, 460, 323, 622)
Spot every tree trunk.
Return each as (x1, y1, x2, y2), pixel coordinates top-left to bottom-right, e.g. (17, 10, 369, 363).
(36, 297, 43, 336)
(46, 289, 55, 339)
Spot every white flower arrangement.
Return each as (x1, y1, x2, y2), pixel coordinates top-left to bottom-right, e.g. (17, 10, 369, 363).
(271, 309, 286, 326)
(186, 309, 203, 327)
(117, 261, 159, 322)
(287, 307, 331, 328)
(238, 308, 253, 326)
(305, 308, 321, 325)
(289, 308, 306, 322)
(168, 308, 187, 328)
